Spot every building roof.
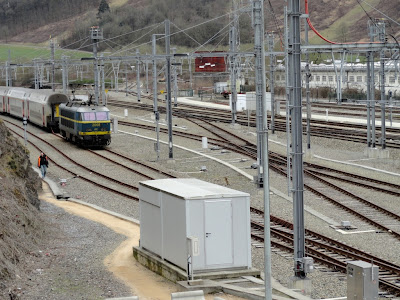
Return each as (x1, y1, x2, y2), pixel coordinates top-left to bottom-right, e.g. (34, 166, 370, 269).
(139, 178, 249, 200)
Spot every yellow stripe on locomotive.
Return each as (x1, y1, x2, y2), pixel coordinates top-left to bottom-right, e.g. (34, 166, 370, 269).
(79, 131, 112, 135)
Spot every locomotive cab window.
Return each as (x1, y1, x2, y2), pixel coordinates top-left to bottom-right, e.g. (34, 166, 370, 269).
(82, 112, 96, 121)
(96, 112, 109, 121)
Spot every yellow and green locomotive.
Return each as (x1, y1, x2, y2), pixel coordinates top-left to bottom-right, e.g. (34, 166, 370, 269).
(59, 100, 111, 147)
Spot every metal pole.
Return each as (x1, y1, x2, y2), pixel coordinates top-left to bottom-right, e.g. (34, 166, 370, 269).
(371, 52, 376, 147)
(101, 55, 106, 105)
(366, 51, 372, 147)
(284, 6, 292, 196)
(289, 0, 306, 278)
(230, 25, 238, 123)
(165, 19, 173, 159)
(339, 52, 346, 103)
(152, 34, 160, 161)
(172, 48, 178, 107)
(136, 49, 141, 102)
(254, 4, 264, 187)
(5, 52, 9, 87)
(146, 57, 149, 93)
(7, 50, 12, 87)
(378, 21, 386, 149)
(33, 61, 37, 90)
(126, 63, 128, 96)
(389, 90, 393, 127)
(50, 39, 55, 92)
(23, 117, 27, 147)
(93, 39, 99, 104)
(189, 56, 193, 90)
(62, 56, 67, 94)
(369, 21, 376, 148)
(254, 1, 272, 299)
(268, 32, 275, 134)
(305, 20, 311, 149)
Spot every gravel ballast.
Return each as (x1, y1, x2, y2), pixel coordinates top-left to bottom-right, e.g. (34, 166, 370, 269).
(5, 95, 400, 300)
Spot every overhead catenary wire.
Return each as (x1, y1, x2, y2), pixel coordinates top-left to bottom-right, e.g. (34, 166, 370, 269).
(118, 9, 244, 54)
(34, 3, 251, 62)
(305, 0, 385, 45)
(356, 0, 377, 26)
(209, 32, 231, 53)
(192, 19, 235, 53)
(170, 21, 203, 47)
(266, 0, 284, 49)
(110, 22, 165, 56)
(360, 0, 400, 27)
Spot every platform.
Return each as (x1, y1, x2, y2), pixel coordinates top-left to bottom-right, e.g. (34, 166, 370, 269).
(177, 97, 231, 111)
(177, 96, 400, 129)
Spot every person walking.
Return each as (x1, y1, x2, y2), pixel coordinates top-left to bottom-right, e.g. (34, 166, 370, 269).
(38, 152, 49, 179)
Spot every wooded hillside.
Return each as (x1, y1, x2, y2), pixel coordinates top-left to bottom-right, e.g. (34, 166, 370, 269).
(0, 0, 100, 43)
(0, 0, 398, 49)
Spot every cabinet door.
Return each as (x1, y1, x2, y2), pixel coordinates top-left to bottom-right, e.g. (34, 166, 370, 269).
(204, 200, 233, 266)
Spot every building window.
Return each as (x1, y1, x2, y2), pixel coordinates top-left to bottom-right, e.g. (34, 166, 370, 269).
(349, 76, 355, 82)
(357, 76, 363, 82)
(316, 75, 320, 82)
(389, 76, 395, 84)
(276, 75, 280, 81)
(328, 76, 334, 82)
(322, 75, 327, 82)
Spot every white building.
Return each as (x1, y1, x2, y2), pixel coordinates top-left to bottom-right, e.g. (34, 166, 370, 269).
(275, 60, 400, 97)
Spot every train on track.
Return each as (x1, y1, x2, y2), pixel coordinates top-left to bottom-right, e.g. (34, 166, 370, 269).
(59, 100, 111, 147)
(0, 87, 111, 147)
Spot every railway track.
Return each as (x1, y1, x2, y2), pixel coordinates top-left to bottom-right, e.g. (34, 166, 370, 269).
(4, 107, 400, 296)
(251, 207, 400, 296)
(3, 119, 174, 202)
(107, 99, 400, 149)
(188, 117, 400, 236)
(117, 115, 400, 245)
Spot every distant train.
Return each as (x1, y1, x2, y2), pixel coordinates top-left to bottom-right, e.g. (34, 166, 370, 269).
(0, 87, 111, 147)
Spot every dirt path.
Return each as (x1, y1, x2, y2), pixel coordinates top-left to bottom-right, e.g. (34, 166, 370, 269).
(40, 182, 246, 300)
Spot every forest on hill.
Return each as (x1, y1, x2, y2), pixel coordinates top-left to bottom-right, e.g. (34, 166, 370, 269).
(0, 0, 398, 51)
(0, 0, 99, 42)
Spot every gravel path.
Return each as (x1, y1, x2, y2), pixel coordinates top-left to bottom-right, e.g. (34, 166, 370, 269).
(14, 192, 132, 300)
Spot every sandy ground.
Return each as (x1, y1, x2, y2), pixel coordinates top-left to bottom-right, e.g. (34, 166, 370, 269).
(39, 182, 246, 300)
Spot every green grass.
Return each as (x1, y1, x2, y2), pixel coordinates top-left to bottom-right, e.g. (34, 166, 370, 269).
(0, 44, 91, 63)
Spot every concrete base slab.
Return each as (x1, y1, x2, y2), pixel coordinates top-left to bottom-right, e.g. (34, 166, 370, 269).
(268, 134, 278, 141)
(364, 147, 390, 159)
(287, 276, 312, 296)
(171, 290, 205, 300)
(304, 148, 314, 159)
(105, 297, 138, 300)
(230, 123, 241, 130)
(178, 279, 223, 295)
(133, 246, 260, 283)
(188, 279, 205, 286)
(178, 276, 313, 300)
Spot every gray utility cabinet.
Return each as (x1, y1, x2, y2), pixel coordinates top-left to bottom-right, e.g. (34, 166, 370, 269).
(139, 178, 251, 273)
(347, 260, 379, 300)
